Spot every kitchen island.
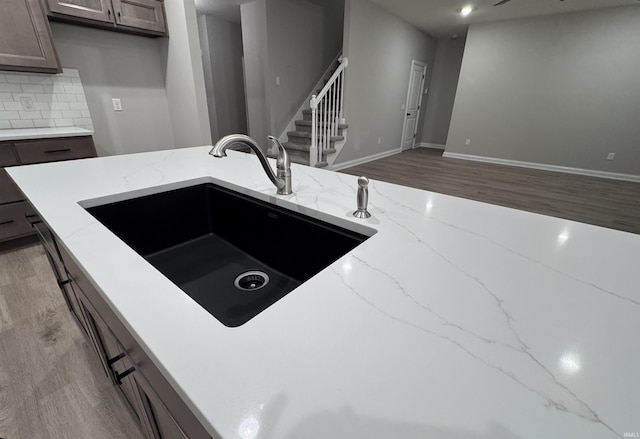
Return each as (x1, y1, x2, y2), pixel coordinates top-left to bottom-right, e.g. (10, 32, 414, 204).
(8, 146, 640, 438)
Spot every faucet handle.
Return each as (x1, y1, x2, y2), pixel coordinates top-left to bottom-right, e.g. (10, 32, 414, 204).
(353, 176, 371, 219)
(268, 136, 290, 171)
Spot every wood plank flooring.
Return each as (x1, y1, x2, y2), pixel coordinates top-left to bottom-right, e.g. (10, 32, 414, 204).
(341, 148, 640, 235)
(0, 236, 145, 439)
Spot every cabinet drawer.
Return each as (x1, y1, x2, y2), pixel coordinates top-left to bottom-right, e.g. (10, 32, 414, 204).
(0, 168, 24, 204)
(15, 136, 96, 165)
(0, 202, 33, 241)
(0, 143, 18, 167)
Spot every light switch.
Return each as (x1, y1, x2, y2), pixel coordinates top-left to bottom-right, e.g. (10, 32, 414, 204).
(275, 76, 281, 86)
(112, 98, 123, 111)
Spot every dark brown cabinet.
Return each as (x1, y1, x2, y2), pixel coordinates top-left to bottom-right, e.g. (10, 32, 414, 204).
(45, 0, 167, 36)
(0, 201, 34, 241)
(31, 220, 90, 335)
(35, 229, 214, 439)
(0, 0, 62, 73)
(112, 0, 167, 34)
(136, 378, 189, 439)
(45, 0, 114, 23)
(84, 301, 146, 422)
(0, 135, 96, 243)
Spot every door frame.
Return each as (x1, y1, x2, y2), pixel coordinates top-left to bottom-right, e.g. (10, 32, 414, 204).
(400, 60, 427, 150)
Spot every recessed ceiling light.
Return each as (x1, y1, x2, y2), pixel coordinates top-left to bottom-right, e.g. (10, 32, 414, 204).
(457, 5, 477, 16)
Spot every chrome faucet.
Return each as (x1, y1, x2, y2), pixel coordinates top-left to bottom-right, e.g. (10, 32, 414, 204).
(209, 134, 292, 195)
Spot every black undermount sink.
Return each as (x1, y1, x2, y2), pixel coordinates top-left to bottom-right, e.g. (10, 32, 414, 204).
(86, 183, 371, 327)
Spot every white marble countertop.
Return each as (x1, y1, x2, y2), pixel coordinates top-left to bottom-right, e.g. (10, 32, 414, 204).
(7, 146, 640, 439)
(0, 127, 93, 141)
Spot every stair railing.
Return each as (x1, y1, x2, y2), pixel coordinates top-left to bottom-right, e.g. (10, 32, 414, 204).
(309, 57, 348, 167)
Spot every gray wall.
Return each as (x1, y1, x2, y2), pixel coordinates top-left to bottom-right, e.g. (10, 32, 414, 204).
(51, 0, 212, 156)
(198, 14, 220, 143)
(419, 37, 466, 147)
(241, 0, 271, 148)
(446, 5, 640, 175)
(337, 0, 436, 165)
(198, 14, 247, 142)
(159, 0, 212, 148)
(267, 0, 344, 137)
(51, 23, 175, 157)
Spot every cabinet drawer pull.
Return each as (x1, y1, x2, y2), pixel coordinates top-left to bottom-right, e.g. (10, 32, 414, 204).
(107, 352, 126, 366)
(0, 219, 15, 226)
(115, 366, 136, 385)
(25, 214, 42, 226)
(44, 148, 72, 154)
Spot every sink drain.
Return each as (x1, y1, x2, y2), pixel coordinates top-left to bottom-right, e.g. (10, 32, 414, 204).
(234, 271, 270, 291)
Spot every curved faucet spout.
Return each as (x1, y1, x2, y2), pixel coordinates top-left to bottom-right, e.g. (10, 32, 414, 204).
(209, 134, 292, 195)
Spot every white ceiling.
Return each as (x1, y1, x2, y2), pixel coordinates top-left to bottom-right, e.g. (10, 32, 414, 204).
(368, 0, 640, 38)
(194, 0, 640, 36)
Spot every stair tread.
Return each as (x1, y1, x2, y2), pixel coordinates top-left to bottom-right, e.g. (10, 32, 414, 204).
(302, 109, 341, 115)
(295, 120, 348, 129)
(283, 142, 311, 152)
(267, 152, 309, 165)
(287, 131, 344, 141)
(282, 142, 337, 155)
(266, 153, 329, 169)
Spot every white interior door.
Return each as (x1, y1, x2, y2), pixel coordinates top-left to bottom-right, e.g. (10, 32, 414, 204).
(401, 61, 427, 150)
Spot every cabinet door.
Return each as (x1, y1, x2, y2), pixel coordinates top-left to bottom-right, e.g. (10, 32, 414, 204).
(31, 220, 90, 334)
(0, 202, 34, 241)
(0, 0, 61, 73)
(0, 144, 19, 167)
(0, 169, 24, 204)
(83, 301, 146, 426)
(136, 378, 188, 439)
(112, 0, 166, 34)
(45, 0, 114, 23)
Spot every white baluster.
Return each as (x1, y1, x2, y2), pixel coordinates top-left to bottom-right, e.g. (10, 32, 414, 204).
(310, 95, 318, 167)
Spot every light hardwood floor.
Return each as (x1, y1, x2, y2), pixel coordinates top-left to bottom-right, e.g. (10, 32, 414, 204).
(341, 148, 640, 235)
(0, 236, 145, 439)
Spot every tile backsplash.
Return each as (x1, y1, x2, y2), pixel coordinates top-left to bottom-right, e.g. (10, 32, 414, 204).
(0, 68, 94, 131)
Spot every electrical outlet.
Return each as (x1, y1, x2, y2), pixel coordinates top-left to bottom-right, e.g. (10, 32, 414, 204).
(112, 98, 122, 111)
(20, 96, 34, 111)
(606, 152, 615, 161)
(465, 138, 471, 146)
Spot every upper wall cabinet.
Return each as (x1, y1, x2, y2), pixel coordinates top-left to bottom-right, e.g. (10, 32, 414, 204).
(44, 0, 167, 36)
(45, 0, 114, 23)
(112, 0, 166, 34)
(0, 0, 62, 73)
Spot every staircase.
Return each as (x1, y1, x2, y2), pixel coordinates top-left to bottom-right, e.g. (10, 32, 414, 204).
(271, 57, 348, 168)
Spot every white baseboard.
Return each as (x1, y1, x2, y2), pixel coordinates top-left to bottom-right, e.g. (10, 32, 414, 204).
(443, 152, 640, 183)
(331, 148, 402, 171)
(415, 142, 445, 150)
